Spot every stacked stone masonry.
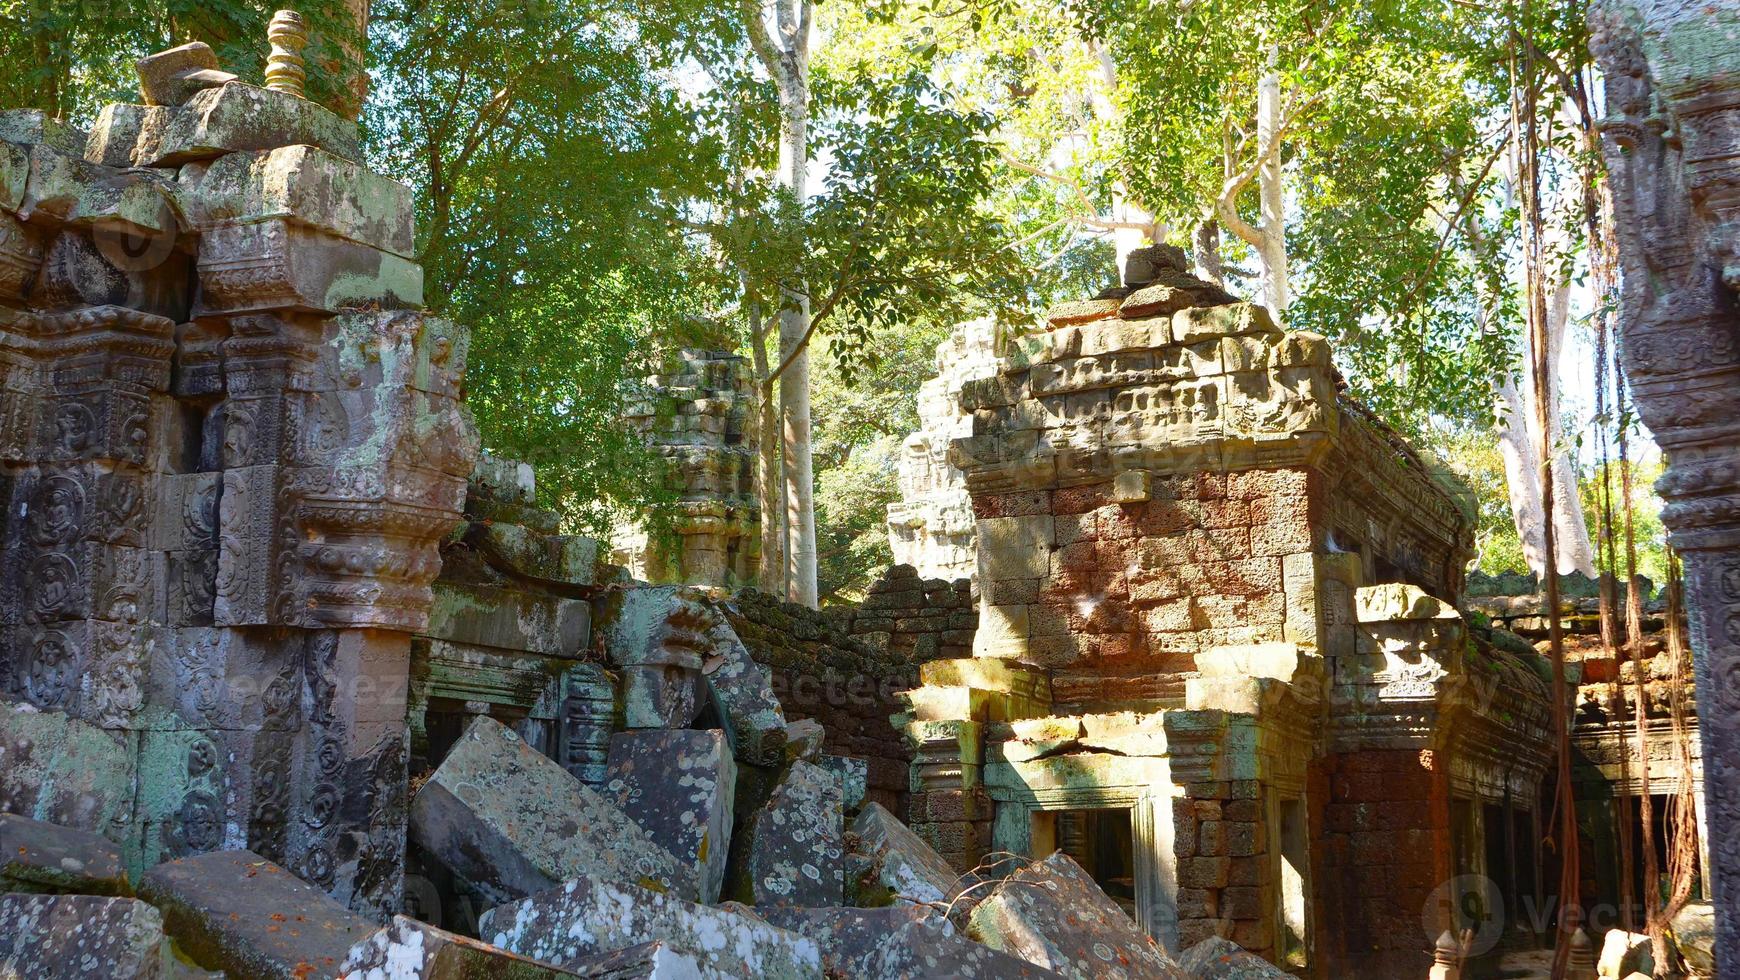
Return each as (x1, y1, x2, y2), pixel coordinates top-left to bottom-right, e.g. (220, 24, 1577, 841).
(615, 347, 760, 589)
(898, 246, 1559, 979)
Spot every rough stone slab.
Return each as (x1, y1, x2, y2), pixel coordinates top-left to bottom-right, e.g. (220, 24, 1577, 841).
(338, 915, 583, 979)
(1673, 901, 1714, 976)
(968, 852, 1188, 980)
(818, 754, 867, 811)
(598, 586, 713, 729)
(1178, 937, 1291, 978)
(564, 942, 707, 979)
(0, 893, 172, 979)
(138, 849, 378, 980)
(135, 42, 235, 107)
(0, 109, 87, 156)
(747, 759, 845, 907)
(784, 717, 825, 761)
(141, 82, 362, 166)
(0, 140, 27, 212)
(84, 104, 159, 168)
(756, 905, 951, 978)
(702, 619, 788, 764)
(849, 801, 974, 907)
(1598, 929, 1653, 979)
(0, 812, 128, 894)
(479, 875, 823, 979)
(604, 728, 736, 904)
(0, 702, 133, 835)
(194, 217, 423, 316)
(186, 144, 415, 255)
(866, 919, 1068, 979)
(410, 715, 698, 905)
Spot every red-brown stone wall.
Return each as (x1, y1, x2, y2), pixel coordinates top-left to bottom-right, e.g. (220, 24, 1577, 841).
(1313, 749, 1454, 980)
(972, 468, 1318, 710)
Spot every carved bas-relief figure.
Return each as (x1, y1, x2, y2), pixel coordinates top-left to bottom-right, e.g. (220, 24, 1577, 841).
(1591, 1, 1740, 971)
(0, 35, 476, 917)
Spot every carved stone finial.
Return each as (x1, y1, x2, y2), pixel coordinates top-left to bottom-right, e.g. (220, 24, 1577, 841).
(265, 10, 309, 100)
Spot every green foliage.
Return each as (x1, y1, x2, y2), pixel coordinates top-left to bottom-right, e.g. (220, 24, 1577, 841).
(366, 0, 727, 537)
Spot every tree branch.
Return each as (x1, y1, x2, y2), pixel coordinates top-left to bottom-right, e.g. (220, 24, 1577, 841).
(1003, 156, 1151, 231)
(739, 0, 784, 90)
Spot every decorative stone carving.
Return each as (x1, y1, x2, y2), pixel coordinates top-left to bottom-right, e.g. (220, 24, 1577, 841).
(1590, 2, 1740, 971)
(887, 317, 1003, 583)
(615, 348, 760, 588)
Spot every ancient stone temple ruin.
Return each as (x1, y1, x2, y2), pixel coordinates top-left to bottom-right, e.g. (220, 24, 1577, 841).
(895, 247, 1559, 978)
(613, 347, 760, 589)
(887, 316, 1002, 583)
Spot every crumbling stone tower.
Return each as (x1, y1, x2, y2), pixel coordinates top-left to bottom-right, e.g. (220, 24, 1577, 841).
(901, 246, 1554, 978)
(0, 44, 476, 914)
(616, 348, 760, 589)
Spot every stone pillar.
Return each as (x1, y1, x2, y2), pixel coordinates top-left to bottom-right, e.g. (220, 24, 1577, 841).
(0, 45, 475, 918)
(1591, 3, 1740, 970)
(617, 349, 759, 589)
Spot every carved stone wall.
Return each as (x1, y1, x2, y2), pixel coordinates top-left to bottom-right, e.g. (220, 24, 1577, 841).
(1591, 2, 1740, 969)
(615, 348, 759, 589)
(899, 248, 1554, 975)
(0, 70, 476, 918)
(887, 317, 1003, 583)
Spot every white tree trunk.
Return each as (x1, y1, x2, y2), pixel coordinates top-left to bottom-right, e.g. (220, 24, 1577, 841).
(1256, 48, 1289, 315)
(770, 0, 819, 608)
(1495, 284, 1597, 576)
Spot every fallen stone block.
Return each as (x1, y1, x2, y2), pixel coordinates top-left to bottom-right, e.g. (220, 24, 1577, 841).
(141, 81, 362, 166)
(0, 893, 183, 979)
(604, 728, 737, 904)
(819, 754, 868, 811)
(702, 619, 787, 764)
(848, 801, 975, 908)
(745, 759, 845, 907)
(338, 914, 582, 979)
(784, 718, 825, 761)
(599, 586, 715, 729)
(968, 851, 1188, 980)
(138, 849, 377, 980)
(135, 42, 236, 107)
(410, 715, 698, 904)
(479, 875, 822, 979)
(866, 919, 1069, 979)
(1672, 901, 1714, 976)
(565, 942, 708, 979)
(1178, 937, 1291, 978)
(0, 812, 129, 895)
(756, 905, 951, 978)
(0, 109, 87, 156)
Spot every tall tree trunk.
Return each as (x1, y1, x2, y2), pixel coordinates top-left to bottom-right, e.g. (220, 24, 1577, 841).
(1194, 219, 1224, 287)
(748, 300, 785, 595)
(1255, 46, 1289, 315)
(767, 0, 818, 608)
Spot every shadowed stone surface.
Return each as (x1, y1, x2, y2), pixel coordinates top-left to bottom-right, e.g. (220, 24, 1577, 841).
(746, 759, 845, 907)
(848, 801, 973, 907)
(599, 587, 712, 730)
(603, 728, 736, 904)
(0, 894, 175, 979)
(0, 703, 132, 834)
(968, 852, 1188, 980)
(141, 81, 361, 166)
(1178, 937, 1291, 978)
(0, 812, 128, 894)
(755, 905, 951, 978)
(338, 914, 582, 979)
(865, 919, 1069, 980)
(409, 716, 697, 904)
(478, 875, 823, 979)
(138, 849, 377, 980)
